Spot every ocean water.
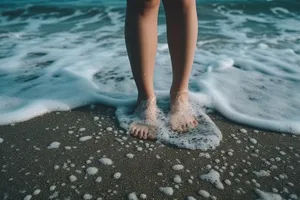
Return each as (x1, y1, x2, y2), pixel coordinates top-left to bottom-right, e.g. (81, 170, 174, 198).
(1, 0, 300, 149)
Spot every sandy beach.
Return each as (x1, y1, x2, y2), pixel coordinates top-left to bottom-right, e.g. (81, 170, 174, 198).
(0, 104, 299, 200)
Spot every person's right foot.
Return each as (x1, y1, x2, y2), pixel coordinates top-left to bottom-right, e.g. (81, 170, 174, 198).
(129, 97, 157, 140)
(169, 90, 198, 132)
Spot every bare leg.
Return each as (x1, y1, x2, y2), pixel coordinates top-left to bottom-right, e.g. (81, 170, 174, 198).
(125, 0, 160, 139)
(162, 0, 199, 132)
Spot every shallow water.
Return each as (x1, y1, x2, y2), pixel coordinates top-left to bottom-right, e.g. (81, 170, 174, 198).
(1, 1, 300, 149)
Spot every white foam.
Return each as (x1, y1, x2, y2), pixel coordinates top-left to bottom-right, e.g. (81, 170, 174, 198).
(0, 138, 3, 143)
(1, 3, 300, 150)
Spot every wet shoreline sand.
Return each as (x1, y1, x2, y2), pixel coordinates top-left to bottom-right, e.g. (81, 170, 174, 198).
(0, 104, 299, 200)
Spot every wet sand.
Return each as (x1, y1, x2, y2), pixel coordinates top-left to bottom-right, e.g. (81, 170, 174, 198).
(0, 104, 299, 200)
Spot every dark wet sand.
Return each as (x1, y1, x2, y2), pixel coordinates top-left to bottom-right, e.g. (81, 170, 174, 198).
(0, 104, 299, 200)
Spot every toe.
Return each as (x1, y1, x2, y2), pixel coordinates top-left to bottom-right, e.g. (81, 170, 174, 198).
(143, 131, 148, 140)
(129, 126, 135, 135)
(148, 134, 155, 140)
(132, 129, 138, 137)
(180, 124, 186, 132)
(181, 124, 186, 132)
(193, 119, 198, 126)
(189, 121, 196, 128)
(138, 130, 144, 139)
(170, 123, 177, 131)
(185, 123, 190, 131)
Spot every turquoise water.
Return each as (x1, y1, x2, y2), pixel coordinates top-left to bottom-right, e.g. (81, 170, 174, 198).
(0, 0, 300, 148)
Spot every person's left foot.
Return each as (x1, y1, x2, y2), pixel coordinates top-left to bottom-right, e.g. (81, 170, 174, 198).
(129, 97, 157, 140)
(169, 91, 198, 132)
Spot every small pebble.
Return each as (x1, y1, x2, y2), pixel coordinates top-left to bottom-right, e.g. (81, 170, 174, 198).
(33, 189, 41, 195)
(140, 193, 147, 199)
(128, 192, 138, 200)
(83, 194, 93, 200)
(95, 176, 102, 183)
(113, 172, 122, 179)
(159, 187, 174, 196)
(249, 138, 257, 144)
(23, 195, 32, 200)
(99, 158, 113, 165)
(173, 175, 182, 184)
(69, 175, 77, 182)
(86, 167, 98, 175)
(240, 129, 247, 133)
(172, 164, 184, 171)
(126, 153, 134, 159)
(198, 190, 210, 198)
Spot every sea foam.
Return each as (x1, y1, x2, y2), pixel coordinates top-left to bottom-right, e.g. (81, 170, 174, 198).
(0, 2, 300, 149)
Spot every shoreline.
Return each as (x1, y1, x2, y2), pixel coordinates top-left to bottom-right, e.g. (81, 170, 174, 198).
(0, 104, 299, 200)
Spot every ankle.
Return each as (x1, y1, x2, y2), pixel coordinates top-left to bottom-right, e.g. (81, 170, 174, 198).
(137, 95, 156, 105)
(170, 89, 189, 103)
(170, 85, 188, 95)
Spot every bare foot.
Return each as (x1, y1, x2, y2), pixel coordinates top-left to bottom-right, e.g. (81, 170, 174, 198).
(129, 97, 157, 140)
(170, 90, 198, 132)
